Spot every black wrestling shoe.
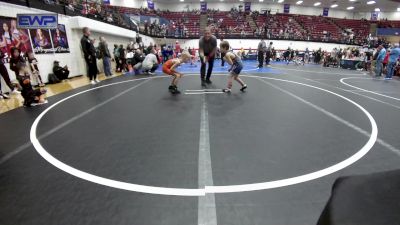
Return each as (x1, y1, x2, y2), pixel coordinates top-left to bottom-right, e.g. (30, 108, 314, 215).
(205, 79, 212, 84)
(240, 85, 248, 92)
(171, 87, 181, 94)
(169, 85, 175, 90)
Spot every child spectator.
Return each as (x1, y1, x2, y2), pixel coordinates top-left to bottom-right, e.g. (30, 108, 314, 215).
(27, 51, 44, 86)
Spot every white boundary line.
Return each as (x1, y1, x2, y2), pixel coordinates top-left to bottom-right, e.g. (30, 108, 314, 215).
(30, 75, 378, 196)
(340, 77, 400, 101)
(185, 92, 224, 95)
(302, 78, 400, 110)
(186, 89, 224, 92)
(198, 95, 217, 225)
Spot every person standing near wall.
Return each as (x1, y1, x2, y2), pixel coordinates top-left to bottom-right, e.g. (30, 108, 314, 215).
(199, 27, 217, 87)
(375, 45, 386, 77)
(257, 38, 266, 68)
(80, 27, 99, 85)
(113, 44, 121, 72)
(99, 36, 113, 77)
(265, 41, 273, 66)
(385, 44, 400, 80)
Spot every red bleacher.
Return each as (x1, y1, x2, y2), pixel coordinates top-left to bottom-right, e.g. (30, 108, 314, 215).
(331, 18, 370, 42)
(160, 12, 200, 36)
(207, 11, 253, 35)
(256, 13, 306, 39)
(294, 15, 342, 41)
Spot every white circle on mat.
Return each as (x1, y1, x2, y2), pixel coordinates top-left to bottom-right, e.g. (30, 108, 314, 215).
(30, 75, 378, 196)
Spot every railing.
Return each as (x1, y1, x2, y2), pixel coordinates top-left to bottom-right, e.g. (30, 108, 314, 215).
(0, 0, 368, 45)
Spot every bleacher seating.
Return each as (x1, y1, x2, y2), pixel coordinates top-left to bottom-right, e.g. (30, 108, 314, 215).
(295, 15, 342, 42)
(256, 13, 306, 39)
(160, 12, 200, 36)
(207, 11, 252, 36)
(25, 0, 400, 45)
(331, 18, 370, 43)
(375, 20, 400, 28)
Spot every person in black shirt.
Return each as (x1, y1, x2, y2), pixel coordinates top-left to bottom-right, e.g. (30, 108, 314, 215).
(118, 44, 126, 72)
(199, 27, 217, 87)
(80, 27, 98, 85)
(52, 61, 70, 81)
(132, 49, 145, 73)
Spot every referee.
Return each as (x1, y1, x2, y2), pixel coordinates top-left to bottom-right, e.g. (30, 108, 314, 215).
(199, 27, 217, 87)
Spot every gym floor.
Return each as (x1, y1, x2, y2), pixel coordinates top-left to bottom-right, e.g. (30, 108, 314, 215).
(1, 61, 400, 225)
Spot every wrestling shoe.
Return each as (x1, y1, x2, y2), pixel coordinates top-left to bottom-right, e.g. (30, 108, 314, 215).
(0, 93, 9, 99)
(240, 85, 248, 92)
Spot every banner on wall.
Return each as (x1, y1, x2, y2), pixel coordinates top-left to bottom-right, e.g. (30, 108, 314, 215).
(103, 0, 110, 4)
(200, 2, 207, 12)
(50, 24, 69, 53)
(0, 16, 32, 61)
(323, 7, 329, 16)
(17, 14, 58, 29)
(377, 28, 400, 36)
(283, 4, 290, 13)
(371, 12, 379, 21)
(29, 28, 54, 54)
(245, 2, 251, 12)
(147, 0, 154, 10)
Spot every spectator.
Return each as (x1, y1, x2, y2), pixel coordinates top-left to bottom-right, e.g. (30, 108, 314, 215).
(113, 44, 121, 72)
(18, 61, 47, 106)
(80, 27, 99, 85)
(161, 46, 168, 63)
(98, 36, 113, 77)
(0, 50, 18, 95)
(175, 41, 181, 56)
(118, 44, 126, 72)
(132, 49, 145, 72)
(27, 51, 44, 86)
(142, 47, 159, 75)
(265, 42, 273, 66)
(257, 38, 266, 68)
(375, 45, 386, 77)
(385, 44, 400, 80)
(9, 47, 25, 83)
(10, 47, 46, 106)
(52, 60, 70, 81)
(126, 47, 135, 70)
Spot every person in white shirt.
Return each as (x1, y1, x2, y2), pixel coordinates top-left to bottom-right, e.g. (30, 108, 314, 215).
(142, 47, 159, 75)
